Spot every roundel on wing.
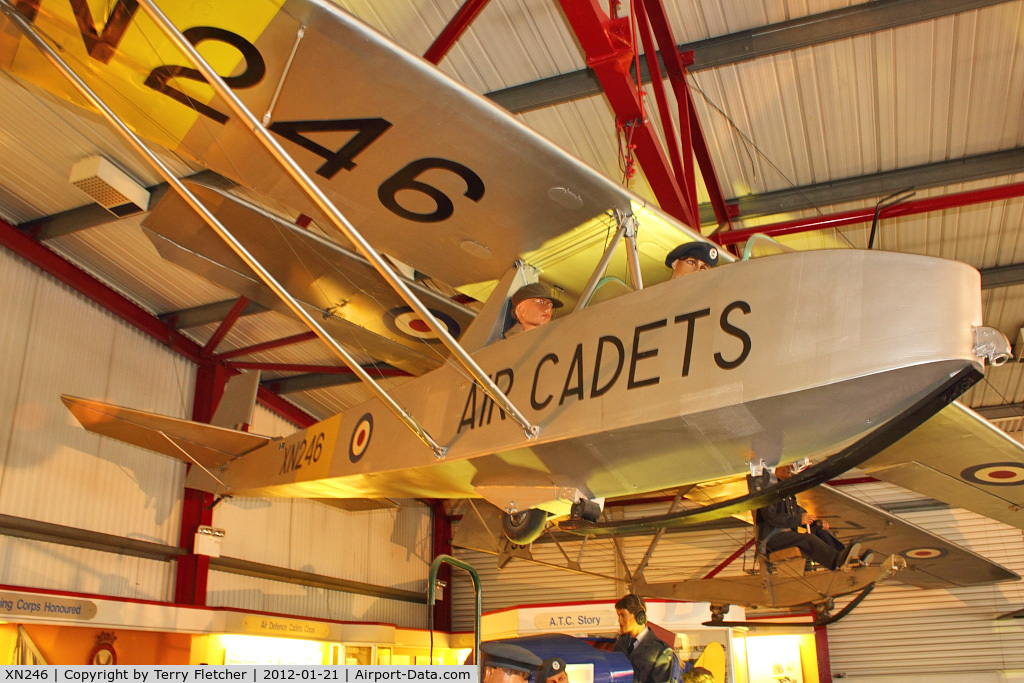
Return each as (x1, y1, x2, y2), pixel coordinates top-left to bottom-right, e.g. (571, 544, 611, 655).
(961, 462, 1024, 486)
(900, 547, 947, 560)
(384, 306, 461, 342)
(349, 413, 373, 463)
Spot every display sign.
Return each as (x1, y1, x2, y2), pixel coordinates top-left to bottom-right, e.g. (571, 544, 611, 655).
(241, 615, 331, 639)
(531, 610, 615, 630)
(0, 591, 96, 621)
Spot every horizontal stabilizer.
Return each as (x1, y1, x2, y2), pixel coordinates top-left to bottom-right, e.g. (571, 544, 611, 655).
(864, 402, 1024, 529)
(62, 395, 271, 491)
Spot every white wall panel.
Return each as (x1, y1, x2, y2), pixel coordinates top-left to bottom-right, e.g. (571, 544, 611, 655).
(206, 571, 428, 629)
(250, 404, 299, 438)
(214, 498, 432, 587)
(212, 498, 432, 626)
(0, 247, 191, 597)
(0, 248, 191, 543)
(0, 536, 172, 600)
(452, 546, 620, 631)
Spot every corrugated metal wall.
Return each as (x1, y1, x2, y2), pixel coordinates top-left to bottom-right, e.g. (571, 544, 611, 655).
(208, 498, 432, 627)
(826, 482, 1024, 679)
(0, 248, 436, 625)
(0, 246, 191, 596)
(205, 571, 428, 629)
(0, 537, 173, 600)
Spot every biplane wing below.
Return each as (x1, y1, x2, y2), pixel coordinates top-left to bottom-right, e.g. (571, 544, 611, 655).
(141, 175, 478, 376)
(861, 401, 1024, 529)
(1, 0, 1019, 578)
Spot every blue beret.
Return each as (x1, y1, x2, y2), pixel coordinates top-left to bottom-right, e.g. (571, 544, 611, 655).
(665, 242, 719, 268)
(481, 641, 543, 674)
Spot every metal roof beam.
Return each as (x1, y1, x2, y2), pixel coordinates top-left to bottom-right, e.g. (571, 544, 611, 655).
(200, 295, 249, 356)
(262, 372, 360, 394)
(17, 170, 223, 240)
(488, 0, 1010, 114)
(973, 403, 1024, 419)
(709, 148, 1024, 225)
(719, 178, 1024, 245)
(556, 0, 699, 226)
(423, 0, 493, 65)
(160, 298, 267, 329)
(246, 363, 409, 394)
(981, 263, 1024, 290)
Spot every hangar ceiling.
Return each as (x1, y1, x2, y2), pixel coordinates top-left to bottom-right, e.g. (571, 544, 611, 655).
(1, 0, 1024, 425)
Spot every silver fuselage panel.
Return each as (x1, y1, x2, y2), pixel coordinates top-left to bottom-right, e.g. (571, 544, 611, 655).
(225, 250, 983, 506)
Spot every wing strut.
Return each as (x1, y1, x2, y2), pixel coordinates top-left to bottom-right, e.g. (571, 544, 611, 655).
(0, 1, 449, 457)
(573, 211, 644, 312)
(135, 0, 539, 441)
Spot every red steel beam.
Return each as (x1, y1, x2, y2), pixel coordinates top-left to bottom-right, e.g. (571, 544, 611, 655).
(257, 386, 316, 428)
(558, 0, 699, 227)
(201, 295, 249, 357)
(719, 181, 1024, 245)
(633, 1, 686, 193)
(815, 625, 832, 683)
(428, 499, 454, 632)
(423, 0, 493, 65)
(703, 538, 755, 579)
(636, 0, 697, 219)
(641, 0, 733, 230)
(215, 331, 318, 360)
(174, 363, 226, 606)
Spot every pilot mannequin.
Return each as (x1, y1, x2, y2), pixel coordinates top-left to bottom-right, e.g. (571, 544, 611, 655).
(665, 243, 720, 279)
(755, 463, 860, 569)
(480, 641, 542, 683)
(613, 594, 674, 683)
(504, 283, 563, 338)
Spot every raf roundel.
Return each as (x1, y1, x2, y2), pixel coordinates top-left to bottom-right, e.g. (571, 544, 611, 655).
(900, 547, 947, 560)
(385, 306, 461, 342)
(709, 247, 718, 260)
(349, 413, 373, 463)
(961, 462, 1024, 486)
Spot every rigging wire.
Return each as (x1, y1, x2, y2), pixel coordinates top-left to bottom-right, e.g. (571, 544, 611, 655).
(686, 72, 858, 250)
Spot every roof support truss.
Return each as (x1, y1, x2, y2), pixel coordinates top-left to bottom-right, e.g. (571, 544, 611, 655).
(557, 0, 730, 228)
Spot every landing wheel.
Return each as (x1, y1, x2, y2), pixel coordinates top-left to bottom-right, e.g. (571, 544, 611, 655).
(709, 604, 730, 624)
(502, 509, 548, 544)
(813, 598, 835, 619)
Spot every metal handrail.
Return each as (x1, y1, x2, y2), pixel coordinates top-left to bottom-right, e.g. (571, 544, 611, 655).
(429, 554, 481, 674)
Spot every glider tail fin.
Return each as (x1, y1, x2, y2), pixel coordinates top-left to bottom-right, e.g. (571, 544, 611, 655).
(211, 371, 261, 430)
